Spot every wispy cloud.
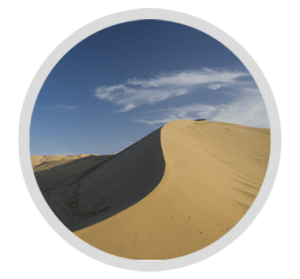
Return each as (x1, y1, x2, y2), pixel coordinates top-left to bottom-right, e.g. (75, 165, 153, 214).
(207, 84, 224, 90)
(51, 105, 78, 110)
(54, 147, 76, 156)
(95, 68, 249, 112)
(136, 88, 269, 128)
(136, 104, 216, 125)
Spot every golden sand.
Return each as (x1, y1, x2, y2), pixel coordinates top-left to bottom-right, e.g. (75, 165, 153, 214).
(73, 120, 270, 259)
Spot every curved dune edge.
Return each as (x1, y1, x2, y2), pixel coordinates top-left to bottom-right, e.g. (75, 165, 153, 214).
(74, 120, 270, 259)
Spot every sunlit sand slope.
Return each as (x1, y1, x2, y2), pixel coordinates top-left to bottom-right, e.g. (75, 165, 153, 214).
(75, 120, 270, 259)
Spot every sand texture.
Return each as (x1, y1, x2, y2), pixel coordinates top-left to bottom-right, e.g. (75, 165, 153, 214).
(74, 120, 270, 259)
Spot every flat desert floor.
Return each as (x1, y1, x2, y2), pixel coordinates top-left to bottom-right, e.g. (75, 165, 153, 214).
(33, 120, 270, 259)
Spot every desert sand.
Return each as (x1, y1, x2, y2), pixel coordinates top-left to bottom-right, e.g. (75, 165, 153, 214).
(74, 120, 270, 259)
(31, 154, 91, 171)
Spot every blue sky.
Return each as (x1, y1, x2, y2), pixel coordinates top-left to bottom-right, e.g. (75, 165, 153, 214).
(30, 20, 269, 156)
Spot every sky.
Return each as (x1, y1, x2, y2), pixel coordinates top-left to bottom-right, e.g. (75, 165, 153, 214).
(30, 20, 269, 156)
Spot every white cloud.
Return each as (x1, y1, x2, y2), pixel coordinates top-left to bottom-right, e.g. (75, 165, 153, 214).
(207, 84, 224, 90)
(95, 68, 249, 112)
(212, 97, 269, 128)
(136, 104, 217, 125)
(52, 105, 77, 109)
(54, 147, 76, 156)
(136, 89, 269, 128)
(119, 103, 137, 113)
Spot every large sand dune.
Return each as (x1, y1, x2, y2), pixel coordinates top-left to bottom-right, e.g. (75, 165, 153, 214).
(31, 120, 271, 259)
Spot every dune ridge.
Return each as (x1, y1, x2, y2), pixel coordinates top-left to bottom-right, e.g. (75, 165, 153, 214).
(74, 120, 270, 259)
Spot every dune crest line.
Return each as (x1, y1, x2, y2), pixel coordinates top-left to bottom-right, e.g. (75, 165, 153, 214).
(74, 120, 270, 259)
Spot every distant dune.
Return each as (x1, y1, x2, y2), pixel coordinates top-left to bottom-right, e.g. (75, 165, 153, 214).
(31, 154, 91, 171)
(33, 120, 270, 259)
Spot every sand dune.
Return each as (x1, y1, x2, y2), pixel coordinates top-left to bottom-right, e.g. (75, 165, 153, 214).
(33, 120, 270, 259)
(31, 154, 90, 171)
(74, 120, 270, 259)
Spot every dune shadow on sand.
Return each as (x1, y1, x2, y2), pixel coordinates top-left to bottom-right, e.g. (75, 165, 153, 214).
(35, 128, 165, 232)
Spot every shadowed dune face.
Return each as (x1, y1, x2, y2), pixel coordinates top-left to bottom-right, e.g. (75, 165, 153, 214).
(74, 120, 270, 259)
(34, 128, 165, 232)
(34, 155, 114, 193)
